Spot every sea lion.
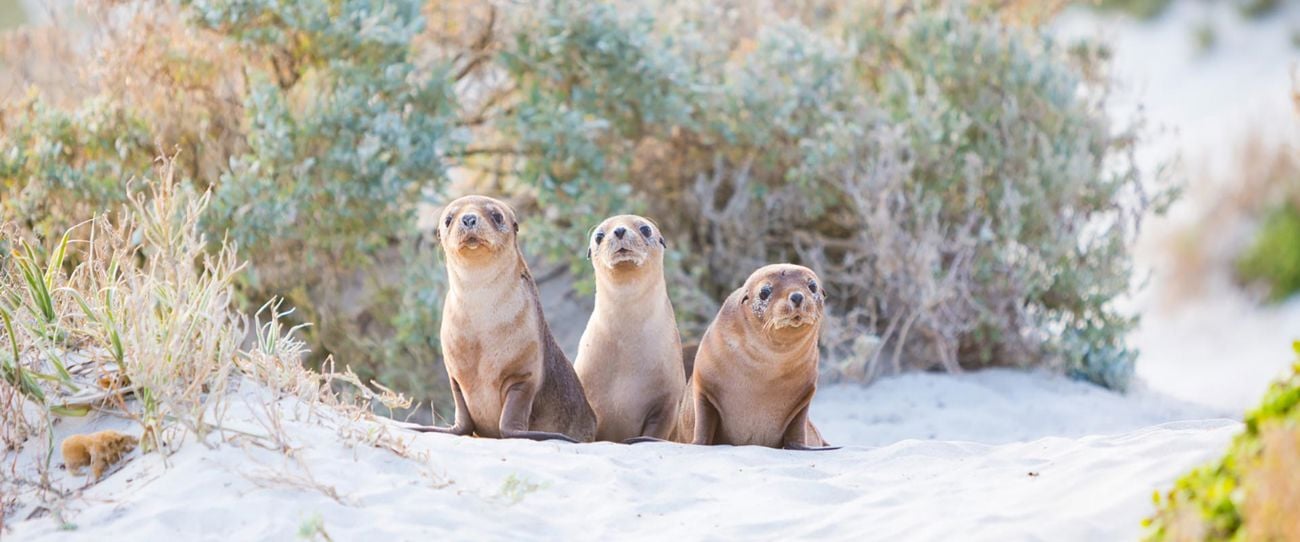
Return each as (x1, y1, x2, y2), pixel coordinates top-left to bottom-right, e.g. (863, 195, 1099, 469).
(62, 430, 138, 481)
(574, 215, 685, 442)
(673, 264, 835, 450)
(413, 195, 596, 443)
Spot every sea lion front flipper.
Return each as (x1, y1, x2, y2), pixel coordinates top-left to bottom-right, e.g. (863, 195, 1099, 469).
(498, 381, 580, 443)
(503, 431, 579, 443)
(783, 442, 841, 451)
(636, 401, 673, 441)
(622, 436, 669, 445)
(781, 404, 839, 451)
(690, 393, 719, 446)
(407, 378, 474, 435)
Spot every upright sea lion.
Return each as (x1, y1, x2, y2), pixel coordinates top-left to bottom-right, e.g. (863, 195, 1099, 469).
(414, 195, 596, 443)
(574, 215, 685, 442)
(673, 264, 834, 450)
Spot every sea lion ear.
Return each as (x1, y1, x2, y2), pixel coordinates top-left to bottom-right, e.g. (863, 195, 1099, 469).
(513, 221, 519, 233)
(741, 295, 749, 305)
(658, 237, 666, 248)
(586, 248, 591, 260)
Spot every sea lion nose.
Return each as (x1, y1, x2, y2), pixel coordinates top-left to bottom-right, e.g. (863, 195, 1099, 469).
(790, 292, 804, 307)
(461, 214, 478, 227)
(613, 227, 626, 239)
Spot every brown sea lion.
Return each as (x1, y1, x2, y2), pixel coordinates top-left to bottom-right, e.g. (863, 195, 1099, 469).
(673, 264, 834, 450)
(62, 430, 138, 481)
(412, 195, 596, 443)
(574, 215, 685, 442)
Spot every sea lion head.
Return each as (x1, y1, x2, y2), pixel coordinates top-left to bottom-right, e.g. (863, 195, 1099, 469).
(587, 214, 666, 275)
(437, 195, 519, 264)
(739, 264, 826, 336)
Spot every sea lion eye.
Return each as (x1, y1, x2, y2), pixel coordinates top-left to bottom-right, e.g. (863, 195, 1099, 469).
(808, 281, 818, 294)
(594, 232, 605, 245)
(759, 285, 772, 301)
(639, 225, 653, 237)
(491, 211, 505, 225)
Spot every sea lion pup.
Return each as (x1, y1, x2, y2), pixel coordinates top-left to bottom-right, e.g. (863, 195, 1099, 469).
(412, 195, 596, 443)
(673, 264, 835, 450)
(574, 215, 686, 443)
(62, 430, 138, 481)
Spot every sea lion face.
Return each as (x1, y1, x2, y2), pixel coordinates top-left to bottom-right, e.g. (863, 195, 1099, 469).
(587, 214, 665, 272)
(437, 195, 519, 263)
(740, 264, 826, 334)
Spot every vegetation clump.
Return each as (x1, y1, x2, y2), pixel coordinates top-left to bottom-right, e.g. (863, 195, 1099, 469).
(1, 0, 1165, 409)
(1145, 342, 1300, 541)
(2, 164, 420, 521)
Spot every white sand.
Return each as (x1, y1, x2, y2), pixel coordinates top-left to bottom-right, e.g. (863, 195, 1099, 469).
(5, 377, 1236, 541)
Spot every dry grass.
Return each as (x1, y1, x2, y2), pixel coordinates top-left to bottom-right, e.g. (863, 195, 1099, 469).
(243, 450, 357, 507)
(1, 155, 427, 528)
(2, 158, 237, 456)
(55, 158, 245, 453)
(1, 155, 243, 521)
(1242, 423, 1300, 541)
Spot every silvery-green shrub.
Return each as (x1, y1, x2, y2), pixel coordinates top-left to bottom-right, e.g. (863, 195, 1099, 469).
(0, 0, 1168, 401)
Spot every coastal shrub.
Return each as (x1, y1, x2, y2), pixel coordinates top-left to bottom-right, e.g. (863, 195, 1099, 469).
(1, 0, 1163, 408)
(1093, 0, 1175, 19)
(496, 1, 1161, 388)
(1086, 0, 1282, 21)
(190, 0, 463, 406)
(1144, 342, 1300, 540)
(1, 0, 464, 409)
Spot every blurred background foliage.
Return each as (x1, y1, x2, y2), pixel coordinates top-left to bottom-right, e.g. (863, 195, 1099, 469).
(1161, 127, 1300, 307)
(1095, 0, 1281, 19)
(1, 0, 1171, 414)
(1237, 204, 1300, 302)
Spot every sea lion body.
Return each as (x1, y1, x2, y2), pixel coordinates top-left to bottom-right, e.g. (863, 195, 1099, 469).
(428, 195, 596, 442)
(61, 430, 138, 481)
(574, 215, 685, 442)
(674, 264, 831, 449)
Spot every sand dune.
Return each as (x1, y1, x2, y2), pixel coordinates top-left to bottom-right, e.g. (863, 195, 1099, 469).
(6, 371, 1235, 541)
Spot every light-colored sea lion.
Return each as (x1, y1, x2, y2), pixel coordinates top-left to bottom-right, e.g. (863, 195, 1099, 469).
(413, 195, 596, 443)
(574, 215, 685, 442)
(673, 264, 835, 450)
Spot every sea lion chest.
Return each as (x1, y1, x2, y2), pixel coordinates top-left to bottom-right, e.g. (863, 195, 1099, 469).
(577, 306, 682, 436)
(441, 281, 543, 438)
(708, 345, 816, 448)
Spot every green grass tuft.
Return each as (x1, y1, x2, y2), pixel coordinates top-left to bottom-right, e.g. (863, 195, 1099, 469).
(1237, 205, 1300, 302)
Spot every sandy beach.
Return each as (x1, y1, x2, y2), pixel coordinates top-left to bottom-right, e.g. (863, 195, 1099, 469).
(5, 373, 1238, 541)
